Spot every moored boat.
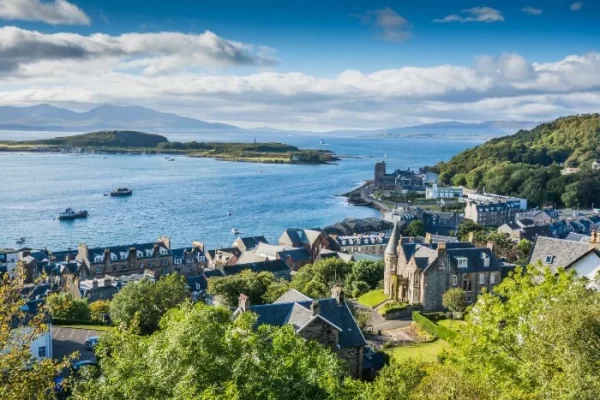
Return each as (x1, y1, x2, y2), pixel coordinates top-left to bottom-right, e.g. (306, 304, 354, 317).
(110, 187, 133, 197)
(58, 208, 88, 220)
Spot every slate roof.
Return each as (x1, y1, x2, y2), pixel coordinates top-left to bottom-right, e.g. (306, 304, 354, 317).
(324, 218, 393, 236)
(223, 259, 289, 276)
(48, 249, 78, 262)
(316, 249, 354, 263)
(385, 223, 400, 256)
(203, 269, 224, 278)
(171, 247, 205, 259)
(86, 241, 170, 264)
(528, 236, 590, 272)
(520, 225, 552, 241)
(565, 232, 590, 243)
(207, 247, 242, 259)
(281, 228, 323, 246)
(277, 248, 311, 262)
(186, 275, 208, 292)
(238, 236, 268, 250)
(446, 248, 500, 272)
(248, 297, 367, 348)
(274, 289, 312, 304)
(236, 252, 268, 264)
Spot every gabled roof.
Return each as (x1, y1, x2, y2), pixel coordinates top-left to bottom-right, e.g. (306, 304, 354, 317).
(446, 248, 500, 272)
(528, 236, 589, 272)
(274, 289, 312, 304)
(565, 232, 590, 243)
(223, 259, 289, 276)
(237, 236, 268, 250)
(247, 297, 366, 348)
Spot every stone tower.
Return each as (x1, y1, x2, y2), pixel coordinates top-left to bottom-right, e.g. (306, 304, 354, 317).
(384, 222, 399, 296)
(374, 161, 386, 188)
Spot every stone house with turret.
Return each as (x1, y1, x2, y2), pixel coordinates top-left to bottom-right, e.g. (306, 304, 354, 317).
(233, 287, 367, 378)
(384, 223, 503, 311)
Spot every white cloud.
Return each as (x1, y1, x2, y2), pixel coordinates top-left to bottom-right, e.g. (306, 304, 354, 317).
(570, 2, 583, 11)
(352, 7, 411, 41)
(0, 27, 599, 130)
(435, 7, 504, 23)
(0, 0, 90, 25)
(0, 26, 276, 74)
(521, 7, 543, 16)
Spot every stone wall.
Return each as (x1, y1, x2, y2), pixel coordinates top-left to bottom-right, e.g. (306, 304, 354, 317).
(422, 263, 448, 311)
(338, 346, 363, 379)
(298, 318, 339, 349)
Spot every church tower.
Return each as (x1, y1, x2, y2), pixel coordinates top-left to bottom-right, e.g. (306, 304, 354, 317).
(384, 222, 399, 297)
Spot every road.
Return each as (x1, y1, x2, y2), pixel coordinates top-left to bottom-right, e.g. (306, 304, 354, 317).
(52, 326, 101, 362)
(350, 300, 412, 333)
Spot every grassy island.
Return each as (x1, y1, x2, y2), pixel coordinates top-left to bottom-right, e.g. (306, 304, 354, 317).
(0, 130, 339, 165)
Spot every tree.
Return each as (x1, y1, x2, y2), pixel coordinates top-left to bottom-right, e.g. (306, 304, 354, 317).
(109, 273, 187, 335)
(345, 260, 385, 293)
(442, 288, 467, 318)
(89, 300, 111, 323)
(456, 220, 486, 242)
(351, 281, 369, 298)
(207, 270, 288, 307)
(370, 360, 427, 400)
(403, 220, 425, 237)
(0, 271, 73, 399)
(73, 303, 358, 399)
(291, 258, 351, 299)
(516, 239, 532, 265)
(442, 266, 600, 399)
(46, 292, 91, 321)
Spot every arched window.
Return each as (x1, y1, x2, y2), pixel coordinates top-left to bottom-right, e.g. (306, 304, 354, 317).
(462, 275, 472, 292)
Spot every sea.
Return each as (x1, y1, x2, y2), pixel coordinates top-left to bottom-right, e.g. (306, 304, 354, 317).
(0, 130, 480, 251)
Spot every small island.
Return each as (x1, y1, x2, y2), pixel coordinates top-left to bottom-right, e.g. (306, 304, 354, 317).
(0, 130, 339, 165)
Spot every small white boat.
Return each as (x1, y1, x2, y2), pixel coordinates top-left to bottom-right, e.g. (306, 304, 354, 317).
(227, 211, 233, 216)
(16, 237, 26, 245)
(231, 228, 239, 234)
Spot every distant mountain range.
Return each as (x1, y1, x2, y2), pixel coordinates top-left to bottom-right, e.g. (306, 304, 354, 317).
(0, 104, 539, 138)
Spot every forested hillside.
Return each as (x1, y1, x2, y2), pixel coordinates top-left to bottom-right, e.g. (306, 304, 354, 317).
(430, 114, 600, 207)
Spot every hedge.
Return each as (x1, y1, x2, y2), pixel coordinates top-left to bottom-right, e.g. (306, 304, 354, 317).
(381, 301, 408, 315)
(412, 311, 457, 341)
(52, 318, 109, 326)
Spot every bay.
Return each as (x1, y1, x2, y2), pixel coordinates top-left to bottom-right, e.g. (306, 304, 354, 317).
(0, 130, 479, 250)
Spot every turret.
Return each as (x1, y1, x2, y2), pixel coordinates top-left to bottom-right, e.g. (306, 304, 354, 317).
(384, 222, 400, 296)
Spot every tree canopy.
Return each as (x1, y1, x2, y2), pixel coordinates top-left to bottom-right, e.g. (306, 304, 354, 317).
(207, 270, 289, 307)
(403, 220, 425, 237)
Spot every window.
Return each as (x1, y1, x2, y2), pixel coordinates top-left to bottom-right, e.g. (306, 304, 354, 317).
(544, 255, 554, 264)
(186, 259, 192, 264)
(195, 283, 201, 290)
(162, 268, 168, 275)
(456, 257, 468, 269)
(482, 255, 490, 267)
(136, 250, 144, 258)
(490, 273, 497, 284)
(120, 252, 128, 260)
(414, 273, 420, 285)
(462, 275, 472, 292)
(95, 267, 103, 274)
(161, 259, 168, 266)
(479, 273, 485, 285)
(110, 253, 118, 261)
(452, 275, 457, 286)
(159, 247, 168, 256)
(147, 261, 153, 267)
(38, 346, 46, 358)
(175, 258, 182, 265)
(94, 255, 103, 263)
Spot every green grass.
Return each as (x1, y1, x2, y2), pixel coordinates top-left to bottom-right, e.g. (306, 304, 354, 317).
(436, 319, 467, 333)
(357, 290, 388, 308)
(385, 340, 448, 363)
(55, 324, 113, 332)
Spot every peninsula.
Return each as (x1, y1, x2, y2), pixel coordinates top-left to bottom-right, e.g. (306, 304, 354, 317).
(0, 130, 339, 165)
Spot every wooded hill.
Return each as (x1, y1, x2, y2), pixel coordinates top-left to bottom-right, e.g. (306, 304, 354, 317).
(429, 114, 600, 208)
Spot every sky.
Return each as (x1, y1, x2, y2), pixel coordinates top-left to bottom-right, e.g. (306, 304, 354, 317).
(0, 0, 599, 131)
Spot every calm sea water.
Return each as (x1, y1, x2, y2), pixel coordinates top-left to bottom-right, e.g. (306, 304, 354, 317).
(0, 130, 479, 250)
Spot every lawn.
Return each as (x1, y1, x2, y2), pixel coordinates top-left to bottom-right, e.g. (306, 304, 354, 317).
(55, 324, 114, 332)
(437, 319, 467, 333)
(385, 340, 448, 364)
(357, 290, 388, 308)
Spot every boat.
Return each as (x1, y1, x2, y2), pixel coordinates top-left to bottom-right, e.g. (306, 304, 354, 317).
(16, 237, 25, 245)
(227, 211, 233, 216)
(168, 158, 175, 161)
(58, 208, 88, 220)
(320, 140, 326, 145)
(110, 187, 133, 197)
(231, 228, 240, 234)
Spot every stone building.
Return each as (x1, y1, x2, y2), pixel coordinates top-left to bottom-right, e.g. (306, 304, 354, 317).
(278, 228, 330, 261)
(384, 223, 503, 311)
(333, 234, 389, 257)
(233, 287, 366, 378)
(374, 161, 424, 192)
(462, 193, 527, 227)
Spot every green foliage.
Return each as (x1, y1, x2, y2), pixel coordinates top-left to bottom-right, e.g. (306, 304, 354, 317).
(351, 281, 370, 298)
(357, 289, 388, 308)
(109, 273, 187, 335)
(432, 114, 600, 207)
(73, 303, 357, 399)
(412, 312, 457, 341)
(403, 220, 426, 237)
(345, 260, 385, 294)
(442, 288, 467, 315)
(28, 130, 168, 148)
(46, 292, 91, 321)
(370, 359, 427, 400)
(207, 270, 289, 307)
(456, 220, 487, 241)
(291, 258, 352, 299)
(89, 300, 111, 323)
(380, 302, 408, 316)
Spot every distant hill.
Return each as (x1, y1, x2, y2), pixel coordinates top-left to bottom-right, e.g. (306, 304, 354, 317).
(25, 130, 169, 148)
(0, 104, 240, 133)
(430, 114, 600, 208)
(381, 120, 538, 137)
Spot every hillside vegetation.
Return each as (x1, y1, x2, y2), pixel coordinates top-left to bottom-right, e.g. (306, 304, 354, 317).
(430, 114, 600, 207)
(25, 130, 169, 148)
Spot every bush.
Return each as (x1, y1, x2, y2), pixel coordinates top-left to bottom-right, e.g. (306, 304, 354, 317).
(351, 281, 370, 298)
(381, 301, 408, 315)
(412, 311, 457, 341)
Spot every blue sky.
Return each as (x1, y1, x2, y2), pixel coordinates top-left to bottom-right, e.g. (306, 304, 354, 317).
(0, 0, 598, 130)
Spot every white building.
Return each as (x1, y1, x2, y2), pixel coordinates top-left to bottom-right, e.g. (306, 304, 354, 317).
(425, 184, 463, 199)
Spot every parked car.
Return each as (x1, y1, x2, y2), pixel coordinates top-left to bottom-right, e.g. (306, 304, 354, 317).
(84, 336, 100, 350)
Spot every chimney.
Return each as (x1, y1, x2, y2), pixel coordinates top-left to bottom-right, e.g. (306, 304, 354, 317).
(159, 236, 171, 250)
(129, 247, 137, 258)
(193, 241, 205, 253)
(425, 232, 432, 245)
(92, 279, 98, 289)
(468, 231, 475, 244)
(239, 293, 250, 312)
(104, 276, 112, 288)
(78, 243, 89, 261)
(311, 300, 320, 316)
(589, 230, 600, 250)
(331, 285, 345, 305)
(437, 241, 447, 256)
(104, 248, 111, 263)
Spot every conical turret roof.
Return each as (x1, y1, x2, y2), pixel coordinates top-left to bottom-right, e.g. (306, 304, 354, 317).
(385, 222, 399, 256)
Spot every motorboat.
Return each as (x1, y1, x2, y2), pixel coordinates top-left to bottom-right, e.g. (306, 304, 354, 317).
(16, 237, 26, 245)
(231, 228, 240, 234)
(58, 208, 88, 220)
(110, 187, 133, 197)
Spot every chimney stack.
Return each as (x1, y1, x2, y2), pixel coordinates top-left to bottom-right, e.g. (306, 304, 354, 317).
(239, 293, 250, 312)
(589, 230, 600, 250)
(104, 248, 111, 263)
(425, 232, 432, 245)
(311, 300, 320, 316)
(468, 232, 475, 244)
(437, 241, 447, 256)
(331, 285, 345, 305)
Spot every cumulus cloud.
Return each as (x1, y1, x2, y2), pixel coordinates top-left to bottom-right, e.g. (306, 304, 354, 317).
(570, 2, 583, 11)
(0, 0, 90, 25)
(0, 28, 598, 130)
(352, 7, 411, 41)
(521, 7, 543, 15)
(0, 26, 276, 74)
(435, 7, 504, 23)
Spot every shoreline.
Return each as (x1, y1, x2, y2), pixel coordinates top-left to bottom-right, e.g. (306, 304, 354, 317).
(339, 181, 390, 213)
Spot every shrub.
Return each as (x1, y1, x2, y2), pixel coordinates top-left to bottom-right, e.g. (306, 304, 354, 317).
(351, 281, 370, 298)
(381, 301, 408, 315)
(412, 311, 457, 341)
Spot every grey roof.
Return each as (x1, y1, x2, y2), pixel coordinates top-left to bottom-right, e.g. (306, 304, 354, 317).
(277, 247, 311, 262)
(248, 297, 366, 348)
(385, 223, 400, 256)
(238, 236, 268, 250)
(274, 289, 312, 304)
(86, 241, 170, 264)
(528, 236, 590, 272)
(565, 232, 590, 243)
(186, 275, 208, 292)
(223, 259, 289, 276)
(446, 248, 501, 272)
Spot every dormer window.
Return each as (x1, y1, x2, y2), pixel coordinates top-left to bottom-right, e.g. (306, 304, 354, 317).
(120, 252, 128, 260)
(136, 250, 144, 258)
(456, 257, 468, 269)
(94, 255, 104, 263)
(544, 255, 554, 264)
(195, 283, 201, 290)
(110, 253, 118, 261)
(145, 249, 153, 257)
(482, 254, 490, 267)
(159, 247, 168, 256)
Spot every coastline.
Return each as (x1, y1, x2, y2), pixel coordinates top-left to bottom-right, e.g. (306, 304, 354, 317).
(339, 181, 390, 213)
